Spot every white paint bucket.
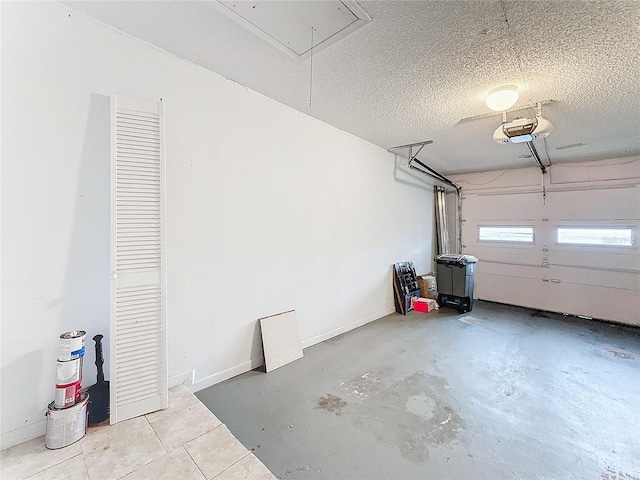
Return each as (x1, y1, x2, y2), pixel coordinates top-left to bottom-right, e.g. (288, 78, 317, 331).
(58, 331, 86, 361)
(45, 393, 89, 449)
(54, 380, 82, 409)
(56, 357, 83, 385)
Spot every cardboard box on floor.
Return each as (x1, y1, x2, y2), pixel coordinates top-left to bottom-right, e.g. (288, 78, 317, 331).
(417, 273, 437, 299)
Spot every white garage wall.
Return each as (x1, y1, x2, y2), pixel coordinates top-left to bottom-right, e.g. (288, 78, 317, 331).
(0, 2, 434, 448)
(451, 157, 640, 326)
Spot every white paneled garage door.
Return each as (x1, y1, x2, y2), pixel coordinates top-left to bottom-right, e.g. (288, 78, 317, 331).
(454, 158, 640, 326)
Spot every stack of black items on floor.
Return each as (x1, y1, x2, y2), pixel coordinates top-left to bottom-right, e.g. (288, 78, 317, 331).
(392, 262, 420, 315)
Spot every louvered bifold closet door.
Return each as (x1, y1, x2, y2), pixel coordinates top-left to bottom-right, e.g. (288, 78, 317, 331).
(110, 95, 167, 424)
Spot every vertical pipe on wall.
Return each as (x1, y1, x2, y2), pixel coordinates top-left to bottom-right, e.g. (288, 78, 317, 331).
(434, 186, 450, 255)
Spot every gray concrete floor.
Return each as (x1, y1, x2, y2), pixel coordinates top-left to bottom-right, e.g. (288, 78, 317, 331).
(196, 301, 640, 480)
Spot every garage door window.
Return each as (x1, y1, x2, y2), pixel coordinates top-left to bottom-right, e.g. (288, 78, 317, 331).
(478, 226, 535, 243)
(557, 227, 635, 247)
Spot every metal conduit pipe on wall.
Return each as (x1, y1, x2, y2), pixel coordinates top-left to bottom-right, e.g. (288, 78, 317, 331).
(407, 162, 462, 255)
(389, 141, 462, 255)
(409, 159, 462, 253)
(435, 186, 449, 254)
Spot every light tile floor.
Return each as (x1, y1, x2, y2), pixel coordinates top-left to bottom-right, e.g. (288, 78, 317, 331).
(1, 385, 276, 480)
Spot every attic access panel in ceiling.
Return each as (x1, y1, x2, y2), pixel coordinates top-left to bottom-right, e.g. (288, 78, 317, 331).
(211, 0, 371, 59)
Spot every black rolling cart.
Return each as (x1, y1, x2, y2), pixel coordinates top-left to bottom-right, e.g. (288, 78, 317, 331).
(435, 254, 478, 313)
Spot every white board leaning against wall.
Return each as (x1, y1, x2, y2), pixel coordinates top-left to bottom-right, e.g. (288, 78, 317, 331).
(110, 95, 168, 423)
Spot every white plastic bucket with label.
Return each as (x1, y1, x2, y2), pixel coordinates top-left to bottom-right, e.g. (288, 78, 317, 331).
(54, 380, 82, 409)
(58, 331, 86, 361)
(45, 393, 89, 449)
(56, 357, 83, 385)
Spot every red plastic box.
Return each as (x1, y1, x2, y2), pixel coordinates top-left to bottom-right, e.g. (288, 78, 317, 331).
(411, 297, 431, 313)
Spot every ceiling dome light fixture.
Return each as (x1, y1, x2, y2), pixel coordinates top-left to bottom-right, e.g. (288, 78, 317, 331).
(486, 85, 519, 111)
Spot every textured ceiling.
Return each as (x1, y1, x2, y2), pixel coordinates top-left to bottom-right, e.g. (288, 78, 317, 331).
(65, 0, 640, 174)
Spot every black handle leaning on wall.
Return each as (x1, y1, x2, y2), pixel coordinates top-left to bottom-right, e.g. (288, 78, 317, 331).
(93, 334, 105, 384)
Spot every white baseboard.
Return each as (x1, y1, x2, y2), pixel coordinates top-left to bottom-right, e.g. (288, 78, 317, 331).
(190, 308, 394, 393)
(2, 311, 396, 450)
(1, 419, 47, 451)
(301, 308, 395, 349)
(168, 369, 195, 388)
(191, 357, 264, 393)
